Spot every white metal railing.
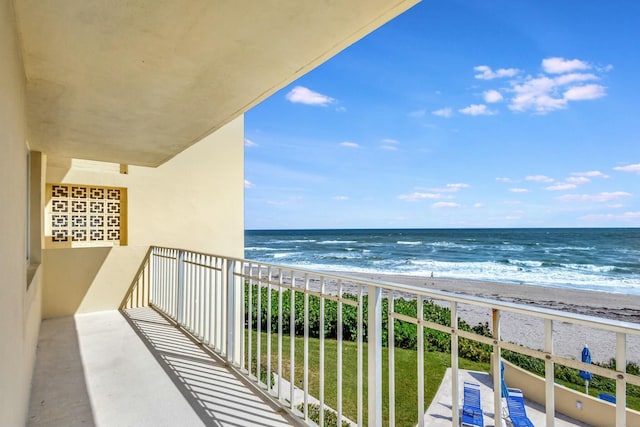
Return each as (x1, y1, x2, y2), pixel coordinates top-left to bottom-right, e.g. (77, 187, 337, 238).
(121, 246, 640, 427)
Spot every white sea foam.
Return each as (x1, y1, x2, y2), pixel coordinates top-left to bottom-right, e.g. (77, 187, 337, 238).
(270, 239, 317, 244)
(245, 246, 278, 251)
(397, 241, 422, 245)
(273, 253, 296, 259)
(317, 240, 358, 244)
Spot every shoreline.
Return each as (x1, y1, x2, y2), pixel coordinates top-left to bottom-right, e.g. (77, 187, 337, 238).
(326, 271, 640, 364)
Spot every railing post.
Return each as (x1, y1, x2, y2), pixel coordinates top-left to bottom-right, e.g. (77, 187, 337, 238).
(367, 285, 382, 427)
(616, 332, 627, 427)
(226, 259, 242, 366)
(492, 308, 502, 426)
(451, 301, 459, 427)
(176, 250, 185, 325)
(545, 319, 555, 427)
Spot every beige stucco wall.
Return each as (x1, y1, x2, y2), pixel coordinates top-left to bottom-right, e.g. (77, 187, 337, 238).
(502, 359, 640, 427)
(42, 115, 245, 317)
(0, 0, 43, 425)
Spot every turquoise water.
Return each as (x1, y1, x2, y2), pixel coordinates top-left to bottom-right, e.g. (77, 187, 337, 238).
(245, 228, 640, 295)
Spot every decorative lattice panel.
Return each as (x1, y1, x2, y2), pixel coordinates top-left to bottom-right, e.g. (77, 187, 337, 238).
(47, 183, 126, 247)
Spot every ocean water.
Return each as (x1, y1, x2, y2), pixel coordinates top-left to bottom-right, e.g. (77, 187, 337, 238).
(245, 228, 640, 295)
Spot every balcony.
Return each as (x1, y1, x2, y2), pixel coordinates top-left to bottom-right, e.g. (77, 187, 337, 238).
(29, 246, 640, 426)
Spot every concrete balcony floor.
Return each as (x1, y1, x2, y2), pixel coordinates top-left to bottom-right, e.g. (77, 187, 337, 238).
(27, 308, 299, 427)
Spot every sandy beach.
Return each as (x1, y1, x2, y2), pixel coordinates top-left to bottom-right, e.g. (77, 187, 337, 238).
(328, 271, 640, 364)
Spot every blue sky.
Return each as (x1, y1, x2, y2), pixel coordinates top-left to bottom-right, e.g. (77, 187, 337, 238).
(244, 0, 640, 230)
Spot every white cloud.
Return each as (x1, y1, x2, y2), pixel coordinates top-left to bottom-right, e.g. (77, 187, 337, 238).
(398, 192, 441, 202)
(564, 84, 606, 101)
(554, 73, 598, 86)
(473, 203, 484, 208)
(432, 107, 453, 118)
(496, 177, 517, 183)
(556, 191, 632, 203)
(244, 179, 255, 189)
(432, 202, 461, 209)
(542, 57, 590, 74)
(572, 170, 609, 178)
(579, 211, 640, 223)
(483, 90, 503, 103)
(509, 188, 529, 193)
(333, 196, 349, 201)
(431, 183, 470, 192)
(340, 141, 360, 148)
(613, 163, 640, 174)
(526, 175, 554, 183)
(285, 86, 334, 106)
(546, 183, 577, 191)
(566, 176, 590, 185)
(446, 183, 470, 191)
(509, 73, 606, 114)
(510, 76, 567, 113)
(459, 104, 496, 116)
(244, 138, 258, 147)
(381, 139, 399, 151)
(474, 65, 520, 80)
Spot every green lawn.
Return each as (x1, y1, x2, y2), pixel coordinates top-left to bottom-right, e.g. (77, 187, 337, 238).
(245, 330, 488, 426)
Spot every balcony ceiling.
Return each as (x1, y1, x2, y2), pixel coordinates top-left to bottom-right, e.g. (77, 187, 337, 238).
(15, 0, 418, 167)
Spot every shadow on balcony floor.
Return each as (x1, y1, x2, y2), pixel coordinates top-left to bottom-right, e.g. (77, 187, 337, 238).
(122, 307, 299, 426)
(28, 308, 298, 427)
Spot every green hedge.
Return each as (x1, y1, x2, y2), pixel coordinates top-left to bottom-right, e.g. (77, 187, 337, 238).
(244, 284, 640, 397)
(244, 285, 491, 361)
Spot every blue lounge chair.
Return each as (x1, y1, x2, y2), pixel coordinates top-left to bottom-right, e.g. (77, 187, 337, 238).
(506, 388, 534, 427)
(598, 393, 616, 403)
(461, 381, 484, 426)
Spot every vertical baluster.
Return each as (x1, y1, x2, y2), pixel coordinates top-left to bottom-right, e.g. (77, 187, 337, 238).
(616, 332, 627, 427)
(191, 253, 196, 331)
(545, 319, 555, 427)
(357, 283, 363, 427)
(278, 269, 284, 402)
(319, 276, 325, 427)
(289, 271, 296, 410)
(303, 273, 309, 421)
(150, 251, 156, 307)
(257, 265, 262, 385)
(238, 261, 242, 370)
(177, 250, 185, 326)
(248, 263, 253, 376)
(337, 280, 343, 425)
(216, 257, 222, 352)
(388, 289, 395, 427)
(417, 295, 424, 427)
(199, 254, 205, 338)
(367, 284, 382, 427)
(267, 267, 272, 392)
(221, 257, 227, 356)
(451, 301, 459, 427)
(205, 255, 211, 345)
(492, 308, 502, 427)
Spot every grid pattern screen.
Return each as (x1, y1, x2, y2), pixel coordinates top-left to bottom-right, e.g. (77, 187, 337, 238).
(46, 184, 126, 247)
